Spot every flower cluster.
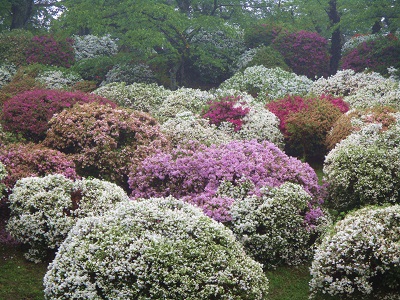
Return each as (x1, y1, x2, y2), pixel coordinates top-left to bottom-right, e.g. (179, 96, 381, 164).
(102, 62, 156, 85)
(309, 205, 400, 299)
(323, 123, 400, 212)
(93, 82, 171, 115)
(129, 140, 321, 222)
(44, 103, 170, 190)
(0, 143, 77, 192)
(1, 89, 115, 141)
(35, 68, 83, 90)
(26, 35, 75, 68)
(0, 63, 16, 88)
(219, 66, 312, 102)
(44, 197, 269, 299)
(6, 174, 129, 262)
(341, 33, 381, 54)
(231, 182, 330, 269)
(272, 30, 330, 78)
(73, 34, 118, 61)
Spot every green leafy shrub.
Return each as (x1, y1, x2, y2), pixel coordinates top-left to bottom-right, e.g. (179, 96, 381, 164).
(7, 174, 129, 262)
(231, 182, 331, 269)
(243, 23, 285, 48)
(245, 46, 291, 71)
(0, 29, 33, 67)
(44, 197, 269, 299)
(310, 205, 400, 299)
(72, 56, 115, 85)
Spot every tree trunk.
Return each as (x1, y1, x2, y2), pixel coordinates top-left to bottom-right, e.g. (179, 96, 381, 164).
(328, 0, 341, 75)
(10, 0, 34, 29)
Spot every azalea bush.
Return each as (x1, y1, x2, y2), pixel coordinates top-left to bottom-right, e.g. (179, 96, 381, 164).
(1, 89, 115, 141)
(44, 103, 170, 190)
(219, 66, 312, 102)
(7, 174, 129, 262)
(0, 29, 33, 67)
(0, 143, 77, 192)
(231, 182, 330, 269)
(245, 46, 291, 71)
(73, 34, 118, 61)
(35, 67, 83, 90)
(102, 62, 156, 85)
(129, 140, 321, 222)
(309, 205, 400, 299)
(26, 35, 75, 68)
(72, 55, 115, 85)
(44, 197, 269, 299)
(323, 124, 400, 213)
(243, 23, 284, 48)
(93, 82, 171, 115)
(0, 63, 16, 88)
(273, 30, 330, 78)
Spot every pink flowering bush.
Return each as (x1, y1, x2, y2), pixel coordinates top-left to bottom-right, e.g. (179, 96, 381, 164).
(44, 103, 170, 190)
(202, 96, 250, 131)
(273, 30, 330, 79)
(0, 143, 77, 193)
(1, 89, 116, 142)
(129, 140, 322, 222)
(26, 35, 75, 68)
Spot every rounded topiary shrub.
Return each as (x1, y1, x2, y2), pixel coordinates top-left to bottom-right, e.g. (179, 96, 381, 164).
(6, 174, 129, 262)
(0, 143, 77, 192)
(72, 34, 118, 62)
(1, 89, 115, 141)
(245, 46, 291, 71)
(43, 197, 269, 299)
(44, 103, 170, 190)
(129, 140, 321, 222)
(309, 205, 400, 299)
(230, 182, 331, 269)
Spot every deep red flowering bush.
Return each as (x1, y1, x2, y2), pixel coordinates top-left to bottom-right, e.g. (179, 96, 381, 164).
(26, 35, 75, 68)
(2, 89, 116, 141)
(273, 30, 330, 79)
(341, 34, 400, 76)
(202, 96, 250, 131)
(0, 143, 77, 193)
(44, 103, 170, 190)
(129, 140, 322, 222)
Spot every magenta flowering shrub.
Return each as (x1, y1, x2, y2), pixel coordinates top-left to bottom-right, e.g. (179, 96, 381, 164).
(26, 35, 75, 68)
(129, 140, 321, 222)
(273, 30, 330, 78)
(0, 143, 77, 193)
(202, 96, 250, 131)
(1, 89, 116, 141)
(44, 103, 170, 190)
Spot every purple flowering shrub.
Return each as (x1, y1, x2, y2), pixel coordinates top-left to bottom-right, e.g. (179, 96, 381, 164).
(1, 89, 116, 141)
(202, 96, 250, 131)
(129, 140, 322, 222)
(0, 143, 77, 193)
(44, 103, 170, 190)
(273, 30, 330, 78)
(26, 35, 75, 68)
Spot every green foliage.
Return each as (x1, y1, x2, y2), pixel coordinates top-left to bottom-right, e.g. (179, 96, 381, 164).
(0, 29, 33, 67)
(246, 46, 291, 71)
(71, 55, 115, 85)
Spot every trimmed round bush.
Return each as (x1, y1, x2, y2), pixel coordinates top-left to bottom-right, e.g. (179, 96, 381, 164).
(219, 66, 312, 102)
(0, 29, 33, 67)
(0, 143, 77, 192)
(245, 46, 291, 71)
(35, 67, 83, 90)
(43, 197, 269, 299)
(44, 103, 170, 190)
(6, 174, 129, 262)
(231, 182, 331, 269)
(73, 34, 118, 61)
(272, 30, 330, 78)
(72, 56, 115, 85)
(309, 205, 400, 299)
(1, 89, 115, 141)
(102, 62, 156, 86)
(129, 140, 321, 222)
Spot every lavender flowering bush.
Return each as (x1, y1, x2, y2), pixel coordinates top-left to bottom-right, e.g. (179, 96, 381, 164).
(129, 140, 321, 222)
(6, 174, 129, 263)
(44, 197, 269, 299)
(309, 205, 400, 299)
(231, 182, 331, 269)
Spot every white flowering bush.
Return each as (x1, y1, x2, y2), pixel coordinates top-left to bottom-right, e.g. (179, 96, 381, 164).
(101, 62, 156, 85)
(0, 162, 7, 200)
(160, 111, 232, 147)
(93, 82, 171, 115)
(36, 68, 83, 90)
(156, 87, 215, 122)
(230, 182, 331, 269)
(6, 174, 129, 262)
(233, 47, 260, 72)
(0, 63, 16, 88)
(341, 33, 381, 54)
(43, 197, 269, 299)
(219, 66, 312, 102)
(324, 124, 400, 212)
(73, 34, 118, 61)
(309, 205, 400, 299)
(310, 69, 390, 98)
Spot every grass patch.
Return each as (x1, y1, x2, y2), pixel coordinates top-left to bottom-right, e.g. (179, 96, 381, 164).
(0, 244, 48, 300)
